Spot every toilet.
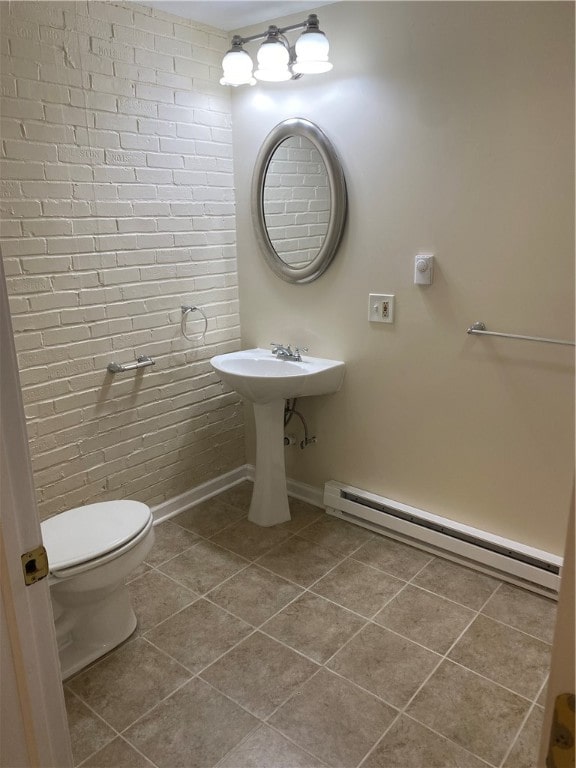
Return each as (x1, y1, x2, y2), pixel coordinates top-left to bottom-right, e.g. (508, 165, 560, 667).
(40, 500, 155, 680)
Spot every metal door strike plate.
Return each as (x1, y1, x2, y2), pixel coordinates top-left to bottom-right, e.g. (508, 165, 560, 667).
(21, 545, 49, 586)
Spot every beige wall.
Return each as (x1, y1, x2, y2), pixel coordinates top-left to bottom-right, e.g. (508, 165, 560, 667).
(232, 2, 575, 555)
(0, 1, 245, 519)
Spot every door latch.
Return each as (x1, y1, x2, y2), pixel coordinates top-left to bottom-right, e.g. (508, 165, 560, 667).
(21, 545, 49, 586)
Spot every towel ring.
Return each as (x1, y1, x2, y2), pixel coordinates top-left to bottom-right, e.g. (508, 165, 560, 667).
(181, 305, 208, 343)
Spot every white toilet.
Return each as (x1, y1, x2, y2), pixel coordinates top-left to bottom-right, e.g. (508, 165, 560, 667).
(40, 500, 155, 680)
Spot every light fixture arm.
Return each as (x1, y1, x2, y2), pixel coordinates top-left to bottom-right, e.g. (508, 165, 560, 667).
(235, 14, 320, 46)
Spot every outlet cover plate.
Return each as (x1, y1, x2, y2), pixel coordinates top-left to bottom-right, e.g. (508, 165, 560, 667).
(368, 294, 395, 323)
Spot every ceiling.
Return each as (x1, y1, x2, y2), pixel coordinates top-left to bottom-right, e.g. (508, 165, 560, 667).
(138, 1, 336, 31)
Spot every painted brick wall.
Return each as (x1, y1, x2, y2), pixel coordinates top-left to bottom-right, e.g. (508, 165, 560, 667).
(263, 135, 329, 265)
(0, 0, 245, 519)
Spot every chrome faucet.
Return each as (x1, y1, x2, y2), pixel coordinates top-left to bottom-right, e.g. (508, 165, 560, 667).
(270, 343, 308, 362)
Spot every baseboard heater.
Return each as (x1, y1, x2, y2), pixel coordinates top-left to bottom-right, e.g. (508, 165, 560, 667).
(324, 481, 562, 595)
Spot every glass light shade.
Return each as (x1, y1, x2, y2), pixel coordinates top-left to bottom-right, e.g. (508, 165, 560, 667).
(254, 39, 292, 82)
(220, 49, 255, 86)
(293, 30, 333, 74)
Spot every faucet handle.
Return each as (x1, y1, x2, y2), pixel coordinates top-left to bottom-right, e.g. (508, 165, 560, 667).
(294, 346, 308, 361)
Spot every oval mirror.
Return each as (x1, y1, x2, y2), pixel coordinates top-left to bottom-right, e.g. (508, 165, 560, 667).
(251, 118, 347, 284)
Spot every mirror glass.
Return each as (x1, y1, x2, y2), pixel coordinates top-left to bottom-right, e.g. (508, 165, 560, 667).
(262, 136, 330, 268)
(252, 118, 347, 284)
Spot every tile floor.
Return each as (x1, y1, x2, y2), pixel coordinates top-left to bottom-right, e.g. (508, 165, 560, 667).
(63, 482, 556, 768)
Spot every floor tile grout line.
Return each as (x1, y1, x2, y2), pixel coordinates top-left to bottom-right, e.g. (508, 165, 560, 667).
(76, 733, 160, 768)
(394, 606, 481, 718)
(386, 652, 506, 767)
(197, 672, 273, 721)
(64, 686, 125, 766)
(258, 666, 337, 759)
(475, 610, 555, 646)
(150, 621, 260, 677)
(143, 538, 204, 570)
(394, 570, 537, 706)
(497, 699, 539, 768)
(320, 664, 403, 713)
(212, 728, 260, 768)
(497, 673, 548, 768)
(307, 579, 406, 623)
(265, 667, 328, 724)
(354, 709, 498, 768)
(213, 720, 330, 768)
(261, 722, 331, 768)
(195, 670, 317, 740)
(398, 577, 487, 612)
(249, 531, 412, 611)
(114, 673, 242, 763)
(401, 552, 437, 584)
(355, 711, 403, 768)
(347, 550, 424, 580)
(138, 633, 205, 674)
(200, 592, 265, 628)
(441, 657, 536, 704)
(534, 674, 549, 706)
(190, 555, 255, 597)
(68, 643, 196, 749)
(402, 712, 498, 768)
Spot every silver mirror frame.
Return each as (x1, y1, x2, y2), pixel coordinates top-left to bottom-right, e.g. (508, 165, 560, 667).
(251, 118, 347, 284)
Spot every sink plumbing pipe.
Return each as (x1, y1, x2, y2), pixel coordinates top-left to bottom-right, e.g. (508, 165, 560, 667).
(284, 399, 316, 449)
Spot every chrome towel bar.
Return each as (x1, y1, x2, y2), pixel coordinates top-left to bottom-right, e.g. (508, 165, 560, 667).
(107, 355, 155, 373)
(467, 321, 575, 347)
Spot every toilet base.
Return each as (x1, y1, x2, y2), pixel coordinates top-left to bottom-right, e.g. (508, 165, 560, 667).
(53, 583, 138, 680)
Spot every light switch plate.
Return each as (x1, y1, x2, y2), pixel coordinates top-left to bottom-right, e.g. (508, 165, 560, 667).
(368, 294, 395, 323)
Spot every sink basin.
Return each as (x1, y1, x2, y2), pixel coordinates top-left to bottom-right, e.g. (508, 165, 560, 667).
(210, 348, 345, 527)
(210, 348, 345, 404)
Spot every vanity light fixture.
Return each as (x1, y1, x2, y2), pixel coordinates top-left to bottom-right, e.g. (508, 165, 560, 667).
(220, 14, 332, 87)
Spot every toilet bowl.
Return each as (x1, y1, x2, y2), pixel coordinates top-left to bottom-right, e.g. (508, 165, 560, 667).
(40, 500, 155, 680)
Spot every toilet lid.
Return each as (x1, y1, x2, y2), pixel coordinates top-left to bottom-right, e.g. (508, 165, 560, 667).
(41, 501, 152, 572)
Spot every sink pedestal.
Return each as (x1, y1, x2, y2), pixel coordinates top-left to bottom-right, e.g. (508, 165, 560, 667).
(249, 399, 291, 527)
(210, 348, 345, 527)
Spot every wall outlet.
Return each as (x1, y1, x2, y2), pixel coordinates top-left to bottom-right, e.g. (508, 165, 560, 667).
(368, 294, 395, 323)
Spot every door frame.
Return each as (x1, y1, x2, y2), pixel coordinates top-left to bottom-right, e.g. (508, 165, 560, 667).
(0, 255, 72, 768)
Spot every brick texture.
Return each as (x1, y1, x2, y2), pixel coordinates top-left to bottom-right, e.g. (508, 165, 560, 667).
(263, 136, 329, 266)
(0, 0, 245, 519)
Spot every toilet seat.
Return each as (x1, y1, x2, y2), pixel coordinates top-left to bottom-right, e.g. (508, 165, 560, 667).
(41, 501, 152, 576)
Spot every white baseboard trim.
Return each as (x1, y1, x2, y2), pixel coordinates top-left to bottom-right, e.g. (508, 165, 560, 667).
(240, 465, 324, 508)
(286, 475, 324, 508)
(151, 464, 325, 524)
(152, 465, 252, 524)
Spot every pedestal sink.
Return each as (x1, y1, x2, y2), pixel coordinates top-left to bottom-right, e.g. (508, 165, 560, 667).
(210, 349, 345, 526)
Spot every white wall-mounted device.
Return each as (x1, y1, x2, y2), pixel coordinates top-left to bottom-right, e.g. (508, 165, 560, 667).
(414, 254, 434, 285)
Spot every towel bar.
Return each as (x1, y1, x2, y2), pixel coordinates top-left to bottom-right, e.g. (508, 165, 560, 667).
(467, 322, 575, 347)
(107, 355, 155, 373)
